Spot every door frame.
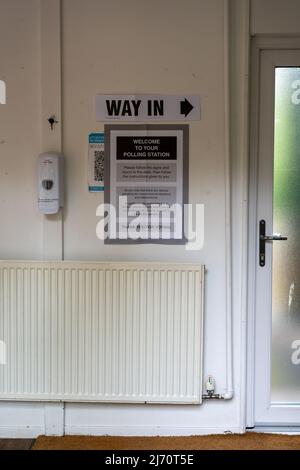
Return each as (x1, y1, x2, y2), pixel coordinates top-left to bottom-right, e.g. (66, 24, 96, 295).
(247, 36, 300, 429)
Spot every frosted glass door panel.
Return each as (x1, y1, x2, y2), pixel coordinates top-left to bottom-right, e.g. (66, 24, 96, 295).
(272, 67, 300, 403)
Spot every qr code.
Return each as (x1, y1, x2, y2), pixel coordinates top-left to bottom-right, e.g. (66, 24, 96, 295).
(94, 150, 104, 182)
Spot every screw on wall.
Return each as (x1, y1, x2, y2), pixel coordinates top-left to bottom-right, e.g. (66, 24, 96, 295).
(48, 115, 58, 130)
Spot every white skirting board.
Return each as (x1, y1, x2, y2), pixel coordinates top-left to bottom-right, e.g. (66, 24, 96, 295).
(0, 261, 204, 404)
(0, 422, 242, 438)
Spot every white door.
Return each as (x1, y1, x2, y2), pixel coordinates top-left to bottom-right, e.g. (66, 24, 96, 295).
(254, 49, 300, 425)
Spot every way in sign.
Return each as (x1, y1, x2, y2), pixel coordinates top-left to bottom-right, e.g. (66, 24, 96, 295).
(106, 99, 164, 117)
(96, 94, 201, 121)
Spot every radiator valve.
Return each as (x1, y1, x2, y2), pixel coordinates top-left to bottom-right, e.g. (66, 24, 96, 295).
(206, 375, 215, 397)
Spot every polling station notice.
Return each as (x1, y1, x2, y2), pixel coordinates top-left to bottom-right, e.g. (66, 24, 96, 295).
(104, 125, 189, 243)
(116, 136, 177, 160)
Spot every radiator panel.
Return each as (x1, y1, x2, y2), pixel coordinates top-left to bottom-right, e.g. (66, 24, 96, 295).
(0, 262, 204, 404)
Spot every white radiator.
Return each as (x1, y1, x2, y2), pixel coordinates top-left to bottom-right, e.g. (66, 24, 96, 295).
(0, 261, 204, 404)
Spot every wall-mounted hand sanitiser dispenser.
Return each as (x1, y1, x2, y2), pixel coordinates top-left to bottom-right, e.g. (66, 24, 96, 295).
(38, 152, 64, 214)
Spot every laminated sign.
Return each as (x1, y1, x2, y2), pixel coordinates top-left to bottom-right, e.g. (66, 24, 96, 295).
(104, 124, 189, 244)
(88, 133, 105, 192)
(96, 94, 200, 121)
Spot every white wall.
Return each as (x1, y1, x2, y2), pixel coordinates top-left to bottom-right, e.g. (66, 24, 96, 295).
(0, 0, 43, 260)
(251, 0, 300, 35)
(0, 0, 249, 436)
(62, 0, 227, 267)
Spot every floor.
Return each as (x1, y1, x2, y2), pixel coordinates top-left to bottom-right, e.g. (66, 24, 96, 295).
(0, 439, 34, 450)
(2, 434, 300, 450)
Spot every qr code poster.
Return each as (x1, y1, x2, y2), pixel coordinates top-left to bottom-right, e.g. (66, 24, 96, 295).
(88, 133, 104, 192)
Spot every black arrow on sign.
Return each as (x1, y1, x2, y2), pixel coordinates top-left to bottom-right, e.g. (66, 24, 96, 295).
(180, 98, 194, 117)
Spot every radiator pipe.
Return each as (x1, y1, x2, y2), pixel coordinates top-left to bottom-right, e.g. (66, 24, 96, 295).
(221, 0, 234, 402)
(202, 394, 224, 400)
(202, 0, 233, 404)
